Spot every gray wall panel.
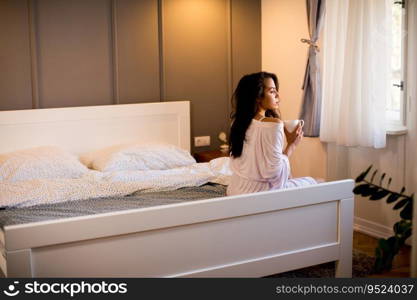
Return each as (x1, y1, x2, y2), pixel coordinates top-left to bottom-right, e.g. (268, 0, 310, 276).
(36, 0, 113, 108)
(163, 0, 230, 151)
(0, 0, 262, 152)
(231, 0, 262, 90)
(116, 0, 160, 103)
(0, 0, 33, 110)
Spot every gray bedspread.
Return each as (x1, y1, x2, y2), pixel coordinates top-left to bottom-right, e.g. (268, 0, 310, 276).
(0, 183, 226, 228)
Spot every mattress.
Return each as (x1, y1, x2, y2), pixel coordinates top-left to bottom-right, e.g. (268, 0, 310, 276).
(0, 183, 226, 229)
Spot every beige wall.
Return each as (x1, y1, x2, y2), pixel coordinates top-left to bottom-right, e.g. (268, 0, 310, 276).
(334, 137, 407, 230)
(261, 0, 327, 179)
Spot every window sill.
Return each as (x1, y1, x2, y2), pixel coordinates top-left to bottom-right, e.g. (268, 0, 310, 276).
(386, 125, 408, 136)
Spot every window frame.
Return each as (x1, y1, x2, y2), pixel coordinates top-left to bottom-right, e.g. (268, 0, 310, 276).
(387, 0, 408, 134)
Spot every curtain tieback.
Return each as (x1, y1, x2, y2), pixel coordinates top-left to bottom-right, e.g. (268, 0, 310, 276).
(301, 38, 320, 52)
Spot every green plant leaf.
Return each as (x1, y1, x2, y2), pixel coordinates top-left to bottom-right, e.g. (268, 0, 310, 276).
(379, 173, 386, 185)
(378, 238, 389, 252)
(370, 170, 378, 183)
(387, 236, 395, 246)
(403, 228, 412, 240)
(354, 167, 412, 274)
(386, 193, 400, 204)
(369, 189, 390, 200)
(386, 237, 399, 253)
(353, 184, 370, 195)
(384, 256, 393, 271)
(355, 165, 372, 182)
(400, 202, 413, 220)
(393, 221, 401, 234)
(394, 220, 411, 235)
(374, 257, 383, 273)
(355, 173, 365, 183)
(361, 185, 379, 197)
(375, 247, 381, 258)
(393, 198, 409, 210)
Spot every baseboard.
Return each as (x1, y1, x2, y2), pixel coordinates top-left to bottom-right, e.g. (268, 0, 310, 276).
(354, 217, 412, 247)
(354, 217, 393, 239)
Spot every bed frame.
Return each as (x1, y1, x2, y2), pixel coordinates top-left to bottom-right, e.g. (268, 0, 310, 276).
(0, 101, 354, 277)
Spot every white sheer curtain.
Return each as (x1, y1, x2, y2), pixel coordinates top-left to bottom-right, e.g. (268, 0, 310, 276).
(320, 0, 392, 149)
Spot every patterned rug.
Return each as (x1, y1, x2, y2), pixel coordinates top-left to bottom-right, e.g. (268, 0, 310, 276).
(266, 250, 375, 278)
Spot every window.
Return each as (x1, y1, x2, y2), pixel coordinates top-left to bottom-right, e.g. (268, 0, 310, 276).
(388, 0, 407, 127)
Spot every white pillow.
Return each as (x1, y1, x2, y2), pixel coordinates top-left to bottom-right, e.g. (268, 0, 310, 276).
(0, 146, 89, 182)
(80, 143, 196, 172)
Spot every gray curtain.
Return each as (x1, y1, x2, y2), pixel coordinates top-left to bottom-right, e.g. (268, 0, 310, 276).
(299, 0, 325, 137)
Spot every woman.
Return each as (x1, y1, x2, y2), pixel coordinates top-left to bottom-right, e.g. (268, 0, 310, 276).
(226, 71, 317, 196)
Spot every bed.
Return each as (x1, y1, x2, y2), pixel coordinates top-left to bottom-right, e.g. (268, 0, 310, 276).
(0, 101, 354, 277)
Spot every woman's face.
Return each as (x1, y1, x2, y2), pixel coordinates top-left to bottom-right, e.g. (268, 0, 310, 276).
(257, 77, 279, 111)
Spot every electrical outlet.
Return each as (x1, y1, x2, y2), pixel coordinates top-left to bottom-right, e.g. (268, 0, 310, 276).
(194, 136, 210, 147)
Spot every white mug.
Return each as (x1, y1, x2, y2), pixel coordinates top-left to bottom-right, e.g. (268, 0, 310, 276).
(283, 119, 304, 132)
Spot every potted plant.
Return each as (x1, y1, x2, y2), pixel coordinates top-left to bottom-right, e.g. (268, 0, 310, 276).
(353, 165, 413, 273)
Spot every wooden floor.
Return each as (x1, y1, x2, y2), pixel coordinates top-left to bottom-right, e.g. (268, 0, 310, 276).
(353, 231, 411, 277)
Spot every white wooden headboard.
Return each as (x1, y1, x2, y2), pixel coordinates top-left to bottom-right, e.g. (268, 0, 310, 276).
(0, 101, 190, 154)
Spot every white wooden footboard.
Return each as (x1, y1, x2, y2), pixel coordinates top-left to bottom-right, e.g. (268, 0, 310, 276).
(1, 179, 354, 278)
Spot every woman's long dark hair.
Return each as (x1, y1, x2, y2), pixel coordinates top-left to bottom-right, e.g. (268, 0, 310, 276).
(229, 71, 280, 158)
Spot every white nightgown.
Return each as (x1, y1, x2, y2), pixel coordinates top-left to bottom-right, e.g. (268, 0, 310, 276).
(226, 119, 316, 196)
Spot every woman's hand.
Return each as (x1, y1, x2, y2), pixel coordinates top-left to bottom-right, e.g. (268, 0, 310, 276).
(283, 124, 303, 157)
(284, 124, 303, 146)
